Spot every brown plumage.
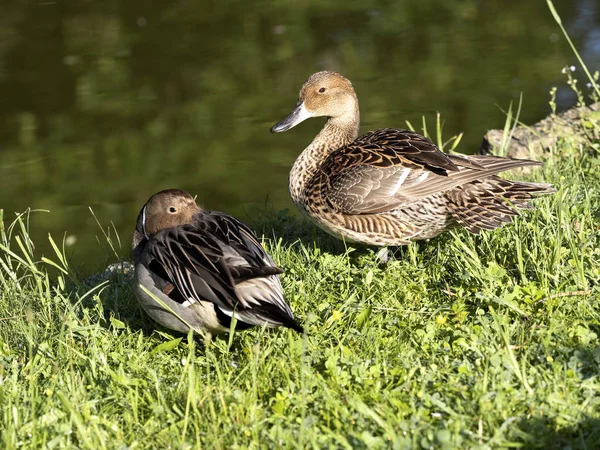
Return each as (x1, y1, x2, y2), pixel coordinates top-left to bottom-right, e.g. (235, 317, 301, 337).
(270, 71, 555, 246)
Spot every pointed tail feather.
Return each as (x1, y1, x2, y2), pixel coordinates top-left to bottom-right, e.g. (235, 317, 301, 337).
(402, 154, 546, 201)
(232, 276, 304, 333)
(445, 176, 555, 234)
(235, 305, 304, 333)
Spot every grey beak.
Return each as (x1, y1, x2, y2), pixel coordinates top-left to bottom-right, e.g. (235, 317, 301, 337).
(270, 100, 313, 133)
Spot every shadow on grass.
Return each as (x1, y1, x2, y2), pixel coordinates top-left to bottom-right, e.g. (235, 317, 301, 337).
(78, 262, 159, 336)
(252, 207, 430, 264)
(510, 416, 600, 449)
(253, 208, 348, 254)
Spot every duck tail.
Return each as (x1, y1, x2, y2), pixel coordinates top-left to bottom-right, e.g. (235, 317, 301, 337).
(282, 317, 305, 333)
(235, 303, 305, 333)
(445, 176, 556, 234)
(255, 302, 305, 333)
(234, 276, 305, 333)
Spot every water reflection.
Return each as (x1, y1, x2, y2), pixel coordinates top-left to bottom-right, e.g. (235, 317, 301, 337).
(0, 0, 597, 273)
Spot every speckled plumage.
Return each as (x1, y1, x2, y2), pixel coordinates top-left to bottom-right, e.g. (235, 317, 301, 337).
(272, 71, 555, 246)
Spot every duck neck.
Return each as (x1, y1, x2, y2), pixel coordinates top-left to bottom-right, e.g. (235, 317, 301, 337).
(289, 110, 360, 205)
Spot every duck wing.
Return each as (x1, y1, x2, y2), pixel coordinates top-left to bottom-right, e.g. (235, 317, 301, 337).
(350, 128, 464, 174)
(320, 129, 541, 214)
(145, 211, 301, 331)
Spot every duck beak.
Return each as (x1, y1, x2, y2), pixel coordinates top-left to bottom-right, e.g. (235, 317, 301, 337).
(270, 100, 314, 133)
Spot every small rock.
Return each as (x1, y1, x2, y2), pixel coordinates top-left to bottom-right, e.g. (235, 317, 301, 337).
(85, 261, 134, 286)
(480, 102, 600, 160)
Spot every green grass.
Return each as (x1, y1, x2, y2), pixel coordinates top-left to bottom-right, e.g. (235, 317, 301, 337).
(1, 125, 600, 449)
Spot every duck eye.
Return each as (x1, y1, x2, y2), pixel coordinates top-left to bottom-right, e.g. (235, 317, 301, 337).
(318, 87, 326, 93)
(169, 207, 177, 213)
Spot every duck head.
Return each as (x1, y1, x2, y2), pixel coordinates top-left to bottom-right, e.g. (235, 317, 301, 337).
(270, 71, 359, 133)
(132, 189, 200, 250)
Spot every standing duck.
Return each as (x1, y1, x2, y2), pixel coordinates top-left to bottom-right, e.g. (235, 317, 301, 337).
(132, 189, 303, 336)
(270, 71, 555, 247)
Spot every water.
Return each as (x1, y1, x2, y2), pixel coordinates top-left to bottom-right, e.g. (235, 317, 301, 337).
(0, 0, 598, 274)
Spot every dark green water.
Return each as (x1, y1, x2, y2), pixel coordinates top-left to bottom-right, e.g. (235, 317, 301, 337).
(0, 0, 598, 273)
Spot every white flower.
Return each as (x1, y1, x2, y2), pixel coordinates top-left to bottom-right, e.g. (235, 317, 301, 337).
(570, 65, 576, 72)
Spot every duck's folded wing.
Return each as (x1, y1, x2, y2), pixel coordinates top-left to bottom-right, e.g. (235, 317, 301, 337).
(146, 226, 236, 312)
(199, 211, 281, 277)
(146, 220, 280, 313)
(144, 213, 301, 331)
(199, 213, 300, 327)
(349, 129, 465, 174)
(321, 131, 542, 215)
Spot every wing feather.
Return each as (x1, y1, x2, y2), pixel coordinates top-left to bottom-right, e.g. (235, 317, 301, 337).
(319, 129, 543, 215)
(145, 211, 297, 328)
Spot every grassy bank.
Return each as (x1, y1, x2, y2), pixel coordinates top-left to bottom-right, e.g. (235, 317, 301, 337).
(1, 113, 599, 449)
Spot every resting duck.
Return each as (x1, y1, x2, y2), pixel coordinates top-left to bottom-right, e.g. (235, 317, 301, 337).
(132, 189, 303, 336)
(270, 71, 555, 247)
